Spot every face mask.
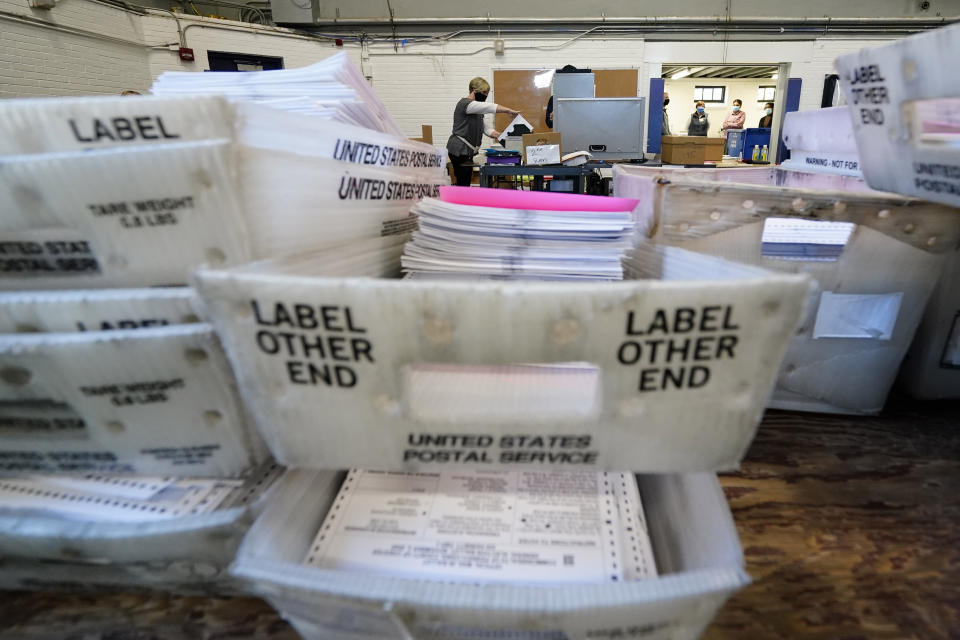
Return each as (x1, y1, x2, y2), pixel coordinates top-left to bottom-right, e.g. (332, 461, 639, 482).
(697, 107, 705, 114)
(663, 98, 670, 106)
(474, 92, 488, 103)
(732, 106, 740, 112)
(765, 108, 773, 115)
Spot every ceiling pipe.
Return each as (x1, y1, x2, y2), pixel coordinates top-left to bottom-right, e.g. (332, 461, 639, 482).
(308, 18, 957, 40)
(310, 15, 954, 26)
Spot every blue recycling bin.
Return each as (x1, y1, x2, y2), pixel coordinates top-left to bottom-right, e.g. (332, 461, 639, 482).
(726, 130, 746, 158)
(727, 128, 772, 162)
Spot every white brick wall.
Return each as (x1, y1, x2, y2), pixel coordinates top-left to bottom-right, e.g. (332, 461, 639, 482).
(369, 37, 647, 142)
(0, 0, 361, 97)
(368, 36, 907, 144)
(791, 37, 897, 111)
(0, 0, 150, 97)
(0, 0, 906, 133)
(141, 14, 360, 78)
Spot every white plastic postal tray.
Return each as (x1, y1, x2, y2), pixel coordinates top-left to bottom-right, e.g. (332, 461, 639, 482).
(835, 24, 960, 207)
(194, 237, 809, 473)
(0, 324, 266, 476)
(780, 107, 862, 178)
(898, 250, 960, 399)
(0, 99, 448, 290)
(0, 95, 236, 155)
(0, 287, 199, 333)
(0, 463, 282, 594)
(232, 468, 748, 640)
(614, 164, 960, 414)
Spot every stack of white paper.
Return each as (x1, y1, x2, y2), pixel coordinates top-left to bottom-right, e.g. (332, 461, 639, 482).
(304, 469, 657, 585)
(151, 52, 404, 137)
(0, 463, 281, 523)
(401, 198, 633, 280)
(761, 217, 856, 261)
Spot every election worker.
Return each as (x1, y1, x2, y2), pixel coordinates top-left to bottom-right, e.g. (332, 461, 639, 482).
(661, 92, 672, 136)
(687, 101, 709, 136)
(446, 77, 521, 187)
(759, 102, 775, 127)
(721, 99, 746, 138)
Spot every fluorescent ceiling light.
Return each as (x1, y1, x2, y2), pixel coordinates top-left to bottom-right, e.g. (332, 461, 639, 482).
(670, 66, 706, 80)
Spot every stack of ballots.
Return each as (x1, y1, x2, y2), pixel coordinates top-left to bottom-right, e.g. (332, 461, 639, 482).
(302, 469, 657, 586)
(402, 186, 636, 280)
(0, 53, 446, 592)
(150, 51, 404, 136)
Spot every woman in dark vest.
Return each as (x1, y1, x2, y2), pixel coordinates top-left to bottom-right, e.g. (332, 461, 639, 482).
(687, 101, 709, 136)
(446, 77, 521, 186)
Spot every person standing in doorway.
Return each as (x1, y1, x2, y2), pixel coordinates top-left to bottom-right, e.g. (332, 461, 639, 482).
(446, 77, 521, 187)
(759, 102, 775, 127)
(721, 99, 746, 137)
(661, 92, 672, 136)
(687, 101, 709, 136)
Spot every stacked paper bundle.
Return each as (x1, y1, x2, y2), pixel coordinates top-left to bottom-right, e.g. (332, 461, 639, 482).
(304, 469, 657, 585)
(151, 52, 403, 136)
(402, 186, 636, 280)
(0, 465, 280, 524)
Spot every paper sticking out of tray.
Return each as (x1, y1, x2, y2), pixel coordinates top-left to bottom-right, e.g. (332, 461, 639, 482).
(0, 463, 281, 523)
(304, 469, 657, 586)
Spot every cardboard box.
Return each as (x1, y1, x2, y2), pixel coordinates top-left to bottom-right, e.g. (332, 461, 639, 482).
(661, 136, 725, 165)
(835, 24, 960, 207)
(232, 469, 749, 640)
(522, 132, 563, 164)
(614, 164, 960, 414)
(194, 238, 809, 473)
(411, 124, 433, 145)
(0, 324, 268, 476)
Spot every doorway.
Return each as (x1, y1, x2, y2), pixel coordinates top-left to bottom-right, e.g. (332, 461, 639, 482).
(650, 63, 795, 163)
(207, 51, 284, 72)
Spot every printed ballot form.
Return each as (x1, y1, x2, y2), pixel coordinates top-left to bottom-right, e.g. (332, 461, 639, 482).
(0, 464, 280, 523)
(304, 469, 657, 585)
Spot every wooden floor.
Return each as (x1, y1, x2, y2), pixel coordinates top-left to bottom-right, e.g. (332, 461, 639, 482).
(0, 397, 957, 639)
(709, 398, 960, 640)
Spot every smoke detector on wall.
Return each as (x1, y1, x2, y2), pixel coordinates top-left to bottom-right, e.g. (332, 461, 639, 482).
(494, 39, 505, 55)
